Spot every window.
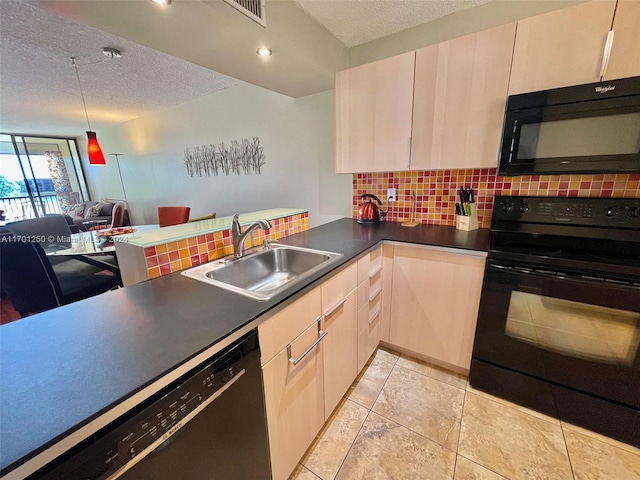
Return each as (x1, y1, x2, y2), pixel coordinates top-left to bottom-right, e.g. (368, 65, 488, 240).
(0, 134, 88, 223)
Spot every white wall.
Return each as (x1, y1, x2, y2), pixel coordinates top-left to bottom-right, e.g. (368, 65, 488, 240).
(84, 82, 352, 227)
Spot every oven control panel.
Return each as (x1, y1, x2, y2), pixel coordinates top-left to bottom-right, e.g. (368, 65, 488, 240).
(493, 196, 640, 228)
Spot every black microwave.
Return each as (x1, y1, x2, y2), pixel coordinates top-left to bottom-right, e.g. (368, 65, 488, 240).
(498, 76, 640, 176)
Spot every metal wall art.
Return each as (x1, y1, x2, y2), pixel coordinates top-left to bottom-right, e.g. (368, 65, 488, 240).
(184, 137, 266, 177)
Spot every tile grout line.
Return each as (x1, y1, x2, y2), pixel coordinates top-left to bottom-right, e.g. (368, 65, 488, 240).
(309, 350, 400, 480)
(456, 453, 511, 480)
(465, 386, 562, 428)
(371, 360, 464, 456)
(331, 408, 374, 480)
(337, 350, 402, 478)
(457, 387, 510, 480)
(452, 389, 469, 478)
(559, 422, 578, 480)
(560, 422, 640, 458)
(393, 362, 467, 392)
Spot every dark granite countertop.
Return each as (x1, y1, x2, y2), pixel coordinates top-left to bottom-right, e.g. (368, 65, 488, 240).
(0, 218, 488, 475)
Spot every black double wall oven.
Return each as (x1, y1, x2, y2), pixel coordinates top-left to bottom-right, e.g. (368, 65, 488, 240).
(470, 196, 640, 447)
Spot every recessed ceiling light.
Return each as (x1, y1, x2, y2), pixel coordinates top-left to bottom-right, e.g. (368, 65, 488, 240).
(256, 48, 272, 57)
(150, 0, 171, 5)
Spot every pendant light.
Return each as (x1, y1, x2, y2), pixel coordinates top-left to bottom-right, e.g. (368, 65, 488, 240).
(72, 57, 106, 165)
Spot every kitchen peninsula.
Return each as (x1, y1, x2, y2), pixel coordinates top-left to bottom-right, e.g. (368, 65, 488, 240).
(0, 217, 488, 479)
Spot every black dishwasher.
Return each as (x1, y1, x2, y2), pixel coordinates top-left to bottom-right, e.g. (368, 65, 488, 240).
(33, 329, 271, 480)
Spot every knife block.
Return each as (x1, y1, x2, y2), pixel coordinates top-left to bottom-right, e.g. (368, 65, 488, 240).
(455, 204, 478, 231)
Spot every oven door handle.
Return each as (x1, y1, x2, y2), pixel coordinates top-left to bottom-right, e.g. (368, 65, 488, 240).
(489, 263, 640, 289)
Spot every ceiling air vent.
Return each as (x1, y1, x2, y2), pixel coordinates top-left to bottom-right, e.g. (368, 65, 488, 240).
(223, 0, 266, 27)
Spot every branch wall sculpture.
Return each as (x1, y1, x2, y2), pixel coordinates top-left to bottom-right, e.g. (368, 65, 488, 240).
(184, 137, 266, 177)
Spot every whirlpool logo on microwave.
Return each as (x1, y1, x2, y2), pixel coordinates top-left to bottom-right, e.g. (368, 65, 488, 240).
(595, 85, 615, 93)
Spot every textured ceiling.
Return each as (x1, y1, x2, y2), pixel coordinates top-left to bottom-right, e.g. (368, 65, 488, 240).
(293, 0, 494, 47)
(0, 1, 237, 137)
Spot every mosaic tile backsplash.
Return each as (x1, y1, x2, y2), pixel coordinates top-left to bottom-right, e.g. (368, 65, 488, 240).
(144, 212, 309, 279)
(353, 169, 640, 228)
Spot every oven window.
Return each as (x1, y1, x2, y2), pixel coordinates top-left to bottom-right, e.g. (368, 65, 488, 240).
(518, 112, 640, 159)
(505, 291, 640, 365)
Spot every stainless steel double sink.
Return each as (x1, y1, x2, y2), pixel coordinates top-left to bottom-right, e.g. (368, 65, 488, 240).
(181, 243, 343, 300)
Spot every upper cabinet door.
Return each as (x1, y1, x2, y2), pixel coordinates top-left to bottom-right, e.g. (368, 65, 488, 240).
(335, 52, 415, 173)
(508, 0, 617, 95)
(603, 0, 640, 80)
(411, 23, 516, 171)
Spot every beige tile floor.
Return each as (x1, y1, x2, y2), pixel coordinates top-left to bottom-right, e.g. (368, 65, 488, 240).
(290, 348, 640, 480)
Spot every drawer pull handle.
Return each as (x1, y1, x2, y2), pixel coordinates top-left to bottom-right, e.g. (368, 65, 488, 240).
(369, 265, 382, 278)
(368, 308, 381, 325)
(368, 288, 382, 302)
(324, 298, 347, 318)
(288, 320, 327, 366)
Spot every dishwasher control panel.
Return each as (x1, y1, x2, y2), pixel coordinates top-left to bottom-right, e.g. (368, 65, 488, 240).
(37, 342, 245, 480)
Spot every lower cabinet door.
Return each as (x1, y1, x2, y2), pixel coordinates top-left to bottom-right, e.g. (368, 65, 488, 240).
(322, 291, 357, 417)
(262, 321, 325, 480)
(389, 245, 486, 372)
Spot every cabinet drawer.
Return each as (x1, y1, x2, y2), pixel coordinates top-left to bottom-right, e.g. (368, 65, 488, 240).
(258, 287, 321, 365)
(322, 263, 357, 316)
(262, 321, 325, 480)
(357, 284, 382, 332)
(358, 306, 382, 372)
(357, 248, 383, 309)
(357, 247, 383, 284)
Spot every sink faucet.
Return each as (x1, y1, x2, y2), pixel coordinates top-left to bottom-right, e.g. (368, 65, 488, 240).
(231, 214, 272, 258)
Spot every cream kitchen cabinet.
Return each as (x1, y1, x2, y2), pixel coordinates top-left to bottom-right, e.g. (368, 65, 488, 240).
(321, 263, 358, 417)
(335, 52, 415, 173)
(260, 263, 358, 480)
(604, 0, 640, 81)
(356, 246, 383, 371)
(259, 288, 324, 480)
(508, 0, 640, 95)
(388, 243, 486, 373)
(411, 23, 516, 170)
(336, 24, 515, 173)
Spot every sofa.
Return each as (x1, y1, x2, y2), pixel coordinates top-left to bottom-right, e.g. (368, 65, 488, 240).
(62, 201, 130, 231)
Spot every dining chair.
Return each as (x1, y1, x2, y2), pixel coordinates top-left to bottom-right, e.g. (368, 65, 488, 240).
(158, 206, 191, 227)
(0, 238, 120, 317)
(8, 214, 118, 272)
(8, 215, 73, 251)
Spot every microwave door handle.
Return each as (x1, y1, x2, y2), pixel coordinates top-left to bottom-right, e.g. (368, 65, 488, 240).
(599, 30, 615, 78)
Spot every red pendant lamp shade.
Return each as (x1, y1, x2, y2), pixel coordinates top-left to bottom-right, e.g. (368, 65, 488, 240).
(87, 131, 106, 165)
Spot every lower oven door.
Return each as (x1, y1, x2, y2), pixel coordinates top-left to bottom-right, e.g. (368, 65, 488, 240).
(473, 259, 640, 408)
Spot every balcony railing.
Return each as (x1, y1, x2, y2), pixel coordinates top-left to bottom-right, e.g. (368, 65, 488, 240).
(0, 194, 61, 222)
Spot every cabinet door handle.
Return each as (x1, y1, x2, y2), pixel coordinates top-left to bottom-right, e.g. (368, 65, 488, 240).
(368, 308, 381, 325)
(406, 137, 412, 169)
(369, 287, 382, 302)
(324, 298, 347, 318)
(288, 320, 327, 366)
(600, 30, 615, 78)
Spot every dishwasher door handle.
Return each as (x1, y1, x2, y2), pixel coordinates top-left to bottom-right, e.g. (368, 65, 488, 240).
(107, 369, 246, 480)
